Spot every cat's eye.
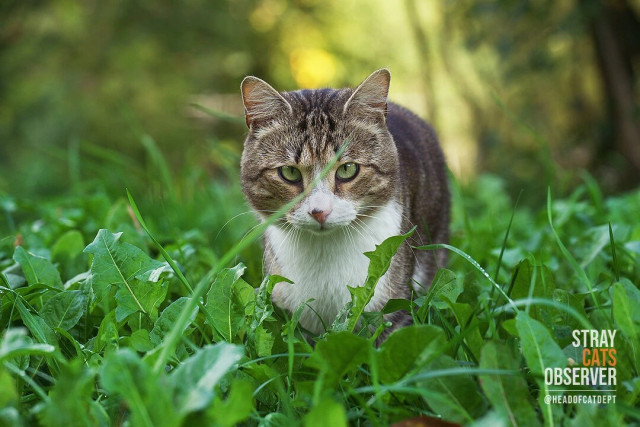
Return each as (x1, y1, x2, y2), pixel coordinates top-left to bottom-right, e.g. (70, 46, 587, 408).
(279, 166, 302, 183)
(336, 162, 359, 181)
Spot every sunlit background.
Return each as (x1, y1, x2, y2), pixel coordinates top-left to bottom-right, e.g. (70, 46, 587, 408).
(2, 0, 639, 202)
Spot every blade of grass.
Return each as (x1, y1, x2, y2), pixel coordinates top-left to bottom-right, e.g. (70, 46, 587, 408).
(494, 297, 593, 329)
(148, 140, 350, 374)
(68, 139, 81, 192)
(80, 142, 141, 171)
(433, 306, 478, 364)
(415, 243, 517, 311)
(140, 134, 174, 195)
(609, 223, 620, 282)
(190, 103, 246, 125)
(4, 362, 50, 402)
(354, 367, 518, 394)
(580, 171, 604, 216)
(238, 352, 312, 368)
(347, 384, 386, 427)
(525, 256, 538, 315)
(494, 189, 522, 282)
(546, 188, 603, 316)
(0, 272, 10, 289)
(126, 191, 193, 294)
(128, 193, 234, 341)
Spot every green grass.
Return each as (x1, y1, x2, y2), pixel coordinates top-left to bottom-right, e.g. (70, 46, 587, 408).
(0, 148, 639, 425)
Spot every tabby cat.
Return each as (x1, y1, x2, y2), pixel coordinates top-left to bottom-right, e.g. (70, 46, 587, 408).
(240, 69, 449, 337)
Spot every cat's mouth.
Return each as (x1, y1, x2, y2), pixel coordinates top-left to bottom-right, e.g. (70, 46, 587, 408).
(304, 225, 341, 235)
(286, 219, 346, 236)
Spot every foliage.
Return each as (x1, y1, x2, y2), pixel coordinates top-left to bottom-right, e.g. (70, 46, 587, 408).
(1, 166, 639, 425)
(2, 0, 639, 198)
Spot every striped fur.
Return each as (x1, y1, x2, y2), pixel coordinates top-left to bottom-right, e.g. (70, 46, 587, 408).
(240, 69, 450, 339)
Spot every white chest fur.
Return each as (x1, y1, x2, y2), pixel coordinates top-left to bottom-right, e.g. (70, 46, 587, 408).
(266, 201, 403, 334)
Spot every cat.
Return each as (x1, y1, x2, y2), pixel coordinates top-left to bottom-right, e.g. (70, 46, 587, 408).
(240, 69, 450, 339)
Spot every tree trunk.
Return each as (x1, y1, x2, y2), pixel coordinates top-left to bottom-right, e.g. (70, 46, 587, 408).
(586, 0, 640, 185)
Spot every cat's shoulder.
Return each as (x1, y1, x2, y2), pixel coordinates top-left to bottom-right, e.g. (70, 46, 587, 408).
(386, 102, 439, 152)
(387, 102, 434, 134)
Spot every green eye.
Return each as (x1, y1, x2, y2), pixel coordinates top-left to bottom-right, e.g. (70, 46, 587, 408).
(279, 166, 302, 183)
(336, 163, 359, 181)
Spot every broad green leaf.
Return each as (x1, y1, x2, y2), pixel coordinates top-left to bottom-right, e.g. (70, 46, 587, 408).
(306, 332, 369, 386)
(252, 274, 289, 329)
(509, 259, 555, 325)
(93, 310, 118, 354)
(501, 319, 518, 336)
(381, 298, 412, 314)
(241, 363, 282, 407)
(284, 298, 314, 346)
(171, 343, 244, 414)
(84, 229, 167, 315)
(207, 379, 254, 427)
(13, 246, 63, 289)
(55, 327, 84, 359)
(137, 263, 173, 283)
(617, 278, 640, 307)
(51, 230, 87, 278)
(3, 273, 25, 289)
(418, 355, 486, 423)
(235, 278, 256, 315)
(346, 228, 414, 332)
(417, 268, 460, 321)
(377, 325, 446, 384)
(0, 328, 54, 362)
(515, 311, 566, 377)
(100, 348, 179, 427)
(445, 299, 484, 360)
(551, 289, 587, 335)
(51, 230, 85, 260)
(479, 341, 540, 427)
(253, 325, 275, 358)
(150, 297, 198, 346)
(129, 329, 154, 352)
(15, 300, 58, 346)
(38, 359, 105, 427)
(515, 311, 565, 427)
(204, 264, 247, 341)
(613, 280, 640, 343)
(576, 225, 613, 268)
(304, 397, 347, 427)
(41, 290, 87, 331)
(114, 279, 168, 322)
(63, 271, 91, 290)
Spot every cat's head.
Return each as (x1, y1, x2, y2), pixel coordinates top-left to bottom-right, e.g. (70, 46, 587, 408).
(240, 69, 399, 234)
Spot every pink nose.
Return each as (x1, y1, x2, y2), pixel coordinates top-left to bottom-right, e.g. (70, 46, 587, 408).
(309, 208, 331, 224)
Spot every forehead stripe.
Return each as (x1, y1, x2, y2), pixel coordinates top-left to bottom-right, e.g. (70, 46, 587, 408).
(253, 122, 285, 139)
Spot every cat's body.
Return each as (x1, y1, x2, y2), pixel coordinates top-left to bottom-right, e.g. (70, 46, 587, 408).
(240, 70, 449, 337)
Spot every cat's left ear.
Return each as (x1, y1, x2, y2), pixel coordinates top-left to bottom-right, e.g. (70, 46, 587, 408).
(241, 76, 292, 129)
(344, 68, 390, 120)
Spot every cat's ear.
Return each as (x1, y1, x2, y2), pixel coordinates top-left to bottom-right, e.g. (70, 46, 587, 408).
(343, 68, 390, 120)
(241, 76, 292, 129)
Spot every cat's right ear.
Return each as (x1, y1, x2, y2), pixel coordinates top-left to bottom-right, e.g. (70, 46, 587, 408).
(241, 77, 292, 129)
(343, 68, 391, 121)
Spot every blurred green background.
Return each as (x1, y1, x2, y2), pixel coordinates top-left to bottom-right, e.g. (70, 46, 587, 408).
(1, 0, 640, 201)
